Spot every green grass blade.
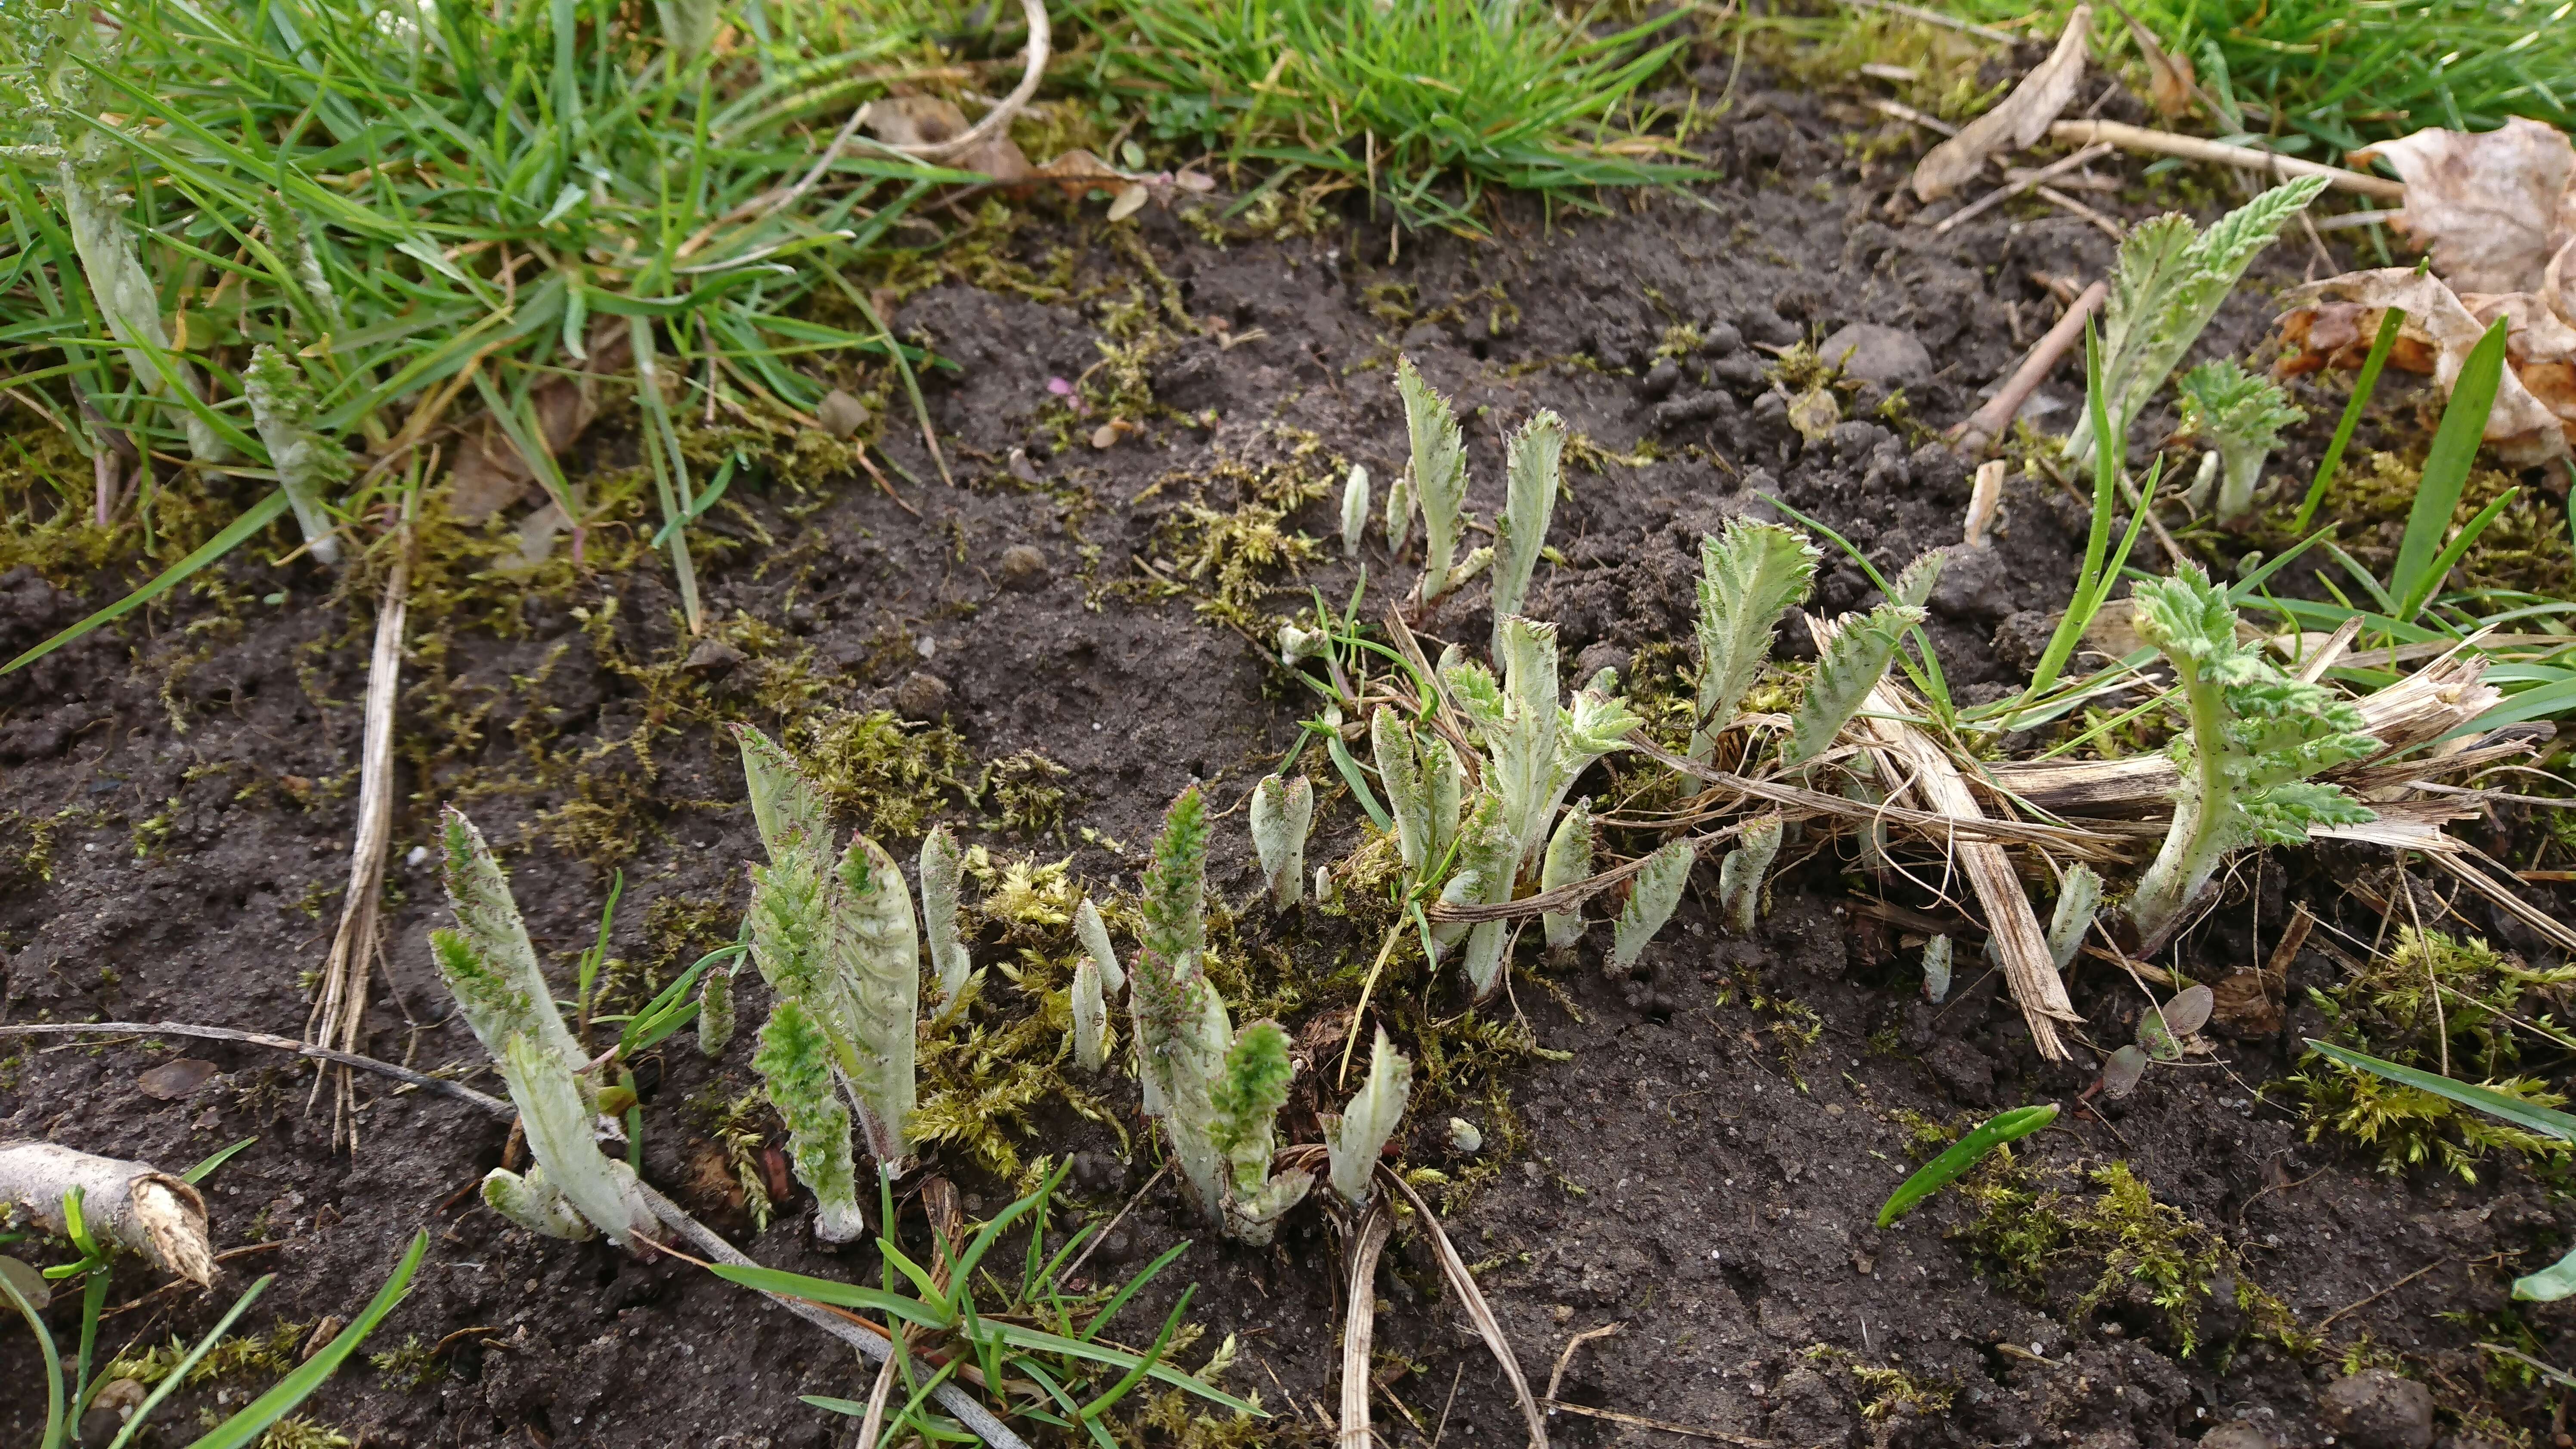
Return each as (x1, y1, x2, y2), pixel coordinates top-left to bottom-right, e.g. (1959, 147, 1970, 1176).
(3, 489, 291, 675)
(703, 1263, 952, 1329)
(2292, 303, 2404, 533)
(181, 1137, 258, 1184)
(0, 1258, 68, 1449)
(2390, 317, 2508, 612)
(2396, 487, 2519, 623)
(2305, 1040, 2576, 1142)
(1877, 1104, 2057, 1227)
(115, 1277, 273, 1449)
(186, 1231, 427, 1449)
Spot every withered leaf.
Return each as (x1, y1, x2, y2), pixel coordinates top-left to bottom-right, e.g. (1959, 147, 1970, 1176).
(1910, 6, 2092, 202)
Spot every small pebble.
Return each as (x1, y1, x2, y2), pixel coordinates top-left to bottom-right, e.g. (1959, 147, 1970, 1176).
(1447, 1118, 1483, 1155)
(815, 389, 870, 439)
(998, 544, 1050, 591)
(892, 671, 951, 718)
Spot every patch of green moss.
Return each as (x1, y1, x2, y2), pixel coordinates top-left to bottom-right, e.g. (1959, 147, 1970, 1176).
(1127, 430, 1338, 632)
(789, 706, 978, 840)
(2255, 448, 2570, 599)
(368, 1335, 448, 1393)
(1957, 1155, 2269, 1357)
(2297, 926, 2576, 1181)
(108, 1320, 309, 1387)
(981, 749, 1074, 838)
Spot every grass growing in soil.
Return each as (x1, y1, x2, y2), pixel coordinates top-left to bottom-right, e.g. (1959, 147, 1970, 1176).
(1064, 0, 1706, 230)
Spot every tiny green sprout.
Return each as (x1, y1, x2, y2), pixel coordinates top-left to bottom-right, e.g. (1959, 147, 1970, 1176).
(2127, 563, 2377, 947)
(1689, 519, 1819, 762)
(1717, 814, 1783, 936)
(1877, 1103, 2058, 1227)
(2135, 984, 2213, 1062)
(1610, 839, 1694, 975)
(1073, 897, 1126, 997)
(2046, 865, 2102, 972)
(244, 345, 350, 566)
(920, 824, 970, 1007)
(1922, 934, 1953, 1005)
(1248, 774, 1315, 912)
(1208, 1022, 1312, 1243)
(1384, 469, 1413, 554)
(1782, 603, 1923, 769)
(1539, 800, 1593, 954)
(1340, 464, 1370, 558)
(1489, 409, 1564, 660)
(752, 998, 865, 1243)
(1071, 957, 1109, 1074)
(1323, 1028, 1412, 1208)
(1395, 356, 1470, 606)
(1447, 1118, 1483, 1155)
(697, 962, 734, 1057)
(2177, 359, 2304, 524)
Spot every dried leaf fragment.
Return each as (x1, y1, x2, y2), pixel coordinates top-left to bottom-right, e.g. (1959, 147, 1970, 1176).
(1910, 6, 2092, 202)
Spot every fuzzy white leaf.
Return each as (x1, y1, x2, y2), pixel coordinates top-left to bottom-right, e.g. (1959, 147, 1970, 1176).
(1610, 839, 1695, 972)
(1074, 897, 1126, 997)
(1490, 410, 1564, 656)
(1718, 814, 1784, 936)
(1341, 464, 1371, 559)
(1540, 800, 1593, 953)
(1690, 520, 1819, 761)
(1398, 356, 1469, 605)
(920, 824, 970, 1007)
(2046, 864, 2102, 972)
(1249, 774, 1315, 912)
(1781, 604, 1924, 768)
(1325, 1028, 1413, 1207)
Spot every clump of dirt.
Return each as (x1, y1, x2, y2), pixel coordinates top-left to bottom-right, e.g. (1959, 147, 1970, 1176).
(6, 56, 2574, 1449)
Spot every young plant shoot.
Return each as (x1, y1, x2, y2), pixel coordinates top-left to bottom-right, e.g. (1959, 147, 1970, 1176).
(1488, 409, 1564, 659)
(1249, 773, 1316, 911)
(1074, 897, 1127, 997)
(1371, 707, 1462, 881)
(1396, 356, 1471, 606)
(1718, 814, 1783, 935)
(1341, 464, 1370, 558)
(2127, 564, 2377, 947)
(697, 962, 736, 1056)
(1610, 839, 1694, 974)
(431, 808, 656, 1245)
(1690, 521, 1821, 761)
(1781, 603, 1924, 768)
(2071, 176, 2328, 464)
(2046, 864, 2102, 971)
(1922, 933, 1953, 1005)
(1071, 956, 1109, 1073)
(243, 345, 350, 564)
(734, 725, 920, 1239)
(1130, 787, 1312, 1242)
(1324, 1028, 1412, 1208)
(920, 824, 970, 1006)
(2178, 359, 2304, 524)
(1540, 800, 1593, 953)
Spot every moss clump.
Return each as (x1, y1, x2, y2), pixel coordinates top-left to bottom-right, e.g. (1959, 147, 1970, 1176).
(1957, 1156, 2256, 1356)
(1129, 432, 1338, 632)
(982, 750, 1074, 837)
(2297, 926, 2576, 1182)
(2263, 448, 2571, 599)
(788, 706, 977, 841)
(108, 1321, 308, 1387)
(368, 1336, 448, 1393)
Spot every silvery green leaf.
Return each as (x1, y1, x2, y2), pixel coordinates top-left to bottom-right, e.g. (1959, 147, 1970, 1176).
(920, 824, 969, 1007)
(1718, 814, 1783, 936)
(2102, 1043, 2149, 1098)
(1341, 464, 1371, 558)
(2045, 865, 2101, 972)
(1397, 356, 1469, 605)
(697, 963, 734, 1057)
(435, 807, 587, 1078)
(826, 835, 920, 1164)
(1540, 801, 1593, 953)
(501, 1034, 655, 1245)
(245, 344, 350, 565)
(1071, 957, 1108, 1074)
(1249, 774, 1315, 912)
(1922, 934, 1953, 1005)
(1324, 1028, 1412, 1207)
(1610, 839, 1695, 973)
(733, 724, 830, 868)
(1385, 473, 1413, 553)
(1889, 550, 1945, 610)
(1074, 897, 1125, 997)
(1490, 410, 1564, 656)
(481, 1165, 592, 1241)
(1689, 520, 1819, 761)
(1780, 603, 1923, 768)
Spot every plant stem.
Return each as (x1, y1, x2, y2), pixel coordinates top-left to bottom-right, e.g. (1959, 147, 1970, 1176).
(2131, 657, 2231, 944)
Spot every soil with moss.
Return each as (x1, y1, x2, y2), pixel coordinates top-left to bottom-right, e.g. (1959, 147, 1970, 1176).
(7, 55, 2576, 1449)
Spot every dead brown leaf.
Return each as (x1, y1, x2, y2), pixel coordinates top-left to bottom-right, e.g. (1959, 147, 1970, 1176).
(446, 320, 634, 523)
(2355, 117, 2576, 294)
(866, 95, 1033, 181)
(1910, 6, 2092, 202)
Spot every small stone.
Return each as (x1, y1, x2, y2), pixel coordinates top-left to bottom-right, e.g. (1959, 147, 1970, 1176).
(2319, 1369, 2435, 1449)
(1817, 323, 1933, 388)
(1573, 642, 1631, 690)
(137, 1059, 220, 1101)
(2199, 1424, 2276, 1449)
(1700, 320, 1744, 356)
(892, 672, 951, 718)
(684, 638, 745, 675)
(1923, 1038, 1996, 1106)
(1448, 1118, 1483, 1155)
(998, 544, 1050, 591)
(816, 389, 870, 439)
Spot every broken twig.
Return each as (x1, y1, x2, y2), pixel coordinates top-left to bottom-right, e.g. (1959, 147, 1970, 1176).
(1951, 279, 2108, 456)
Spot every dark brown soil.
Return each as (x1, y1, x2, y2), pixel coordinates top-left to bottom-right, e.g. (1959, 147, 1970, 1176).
(6, 64, 2571, 1449)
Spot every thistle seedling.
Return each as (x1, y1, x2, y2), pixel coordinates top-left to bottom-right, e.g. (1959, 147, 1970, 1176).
(1384, 467, 1413, 554)
(696, 960, 736, 1056)
(1689, 520, 1820, 761)
(1609, 839, 1694, 975)
(2126, 564, 2377, 947)
(1341, 464, 1370, 558)
(2069, 176, 2328, 465)
(1396, 356, 1472, 606)
(1129, 787, 1313, 1242)
(1249, 773, 1316, 912)
(734, 725, 921, 1240)
(1488, 409, 1564, 661)
(1074, 897, 1126, 997)
(1071, 956, 1109, 1073)
(920, 824, 971, 1007)
(244, 345, 350, 564)
(1781, 602, 1924, 769)
(1539, 801, 1593, 954)
(1324, 1028, 1413, 1208)
(1370, 707, 1462, 882)
(2177, 359, 2304, 525)
(1717, 814, 1784, 936)
(2045, 864, 2102, 972)
(431, 808, 656, 1245)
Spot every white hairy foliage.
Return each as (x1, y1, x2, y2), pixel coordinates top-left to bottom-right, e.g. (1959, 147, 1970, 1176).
(1248, 773, 1315, 911)
(919, 824, 970, 1006)
(1718, 814, 1784, 936)
(1489, 409, 1564, 658)
(1689, 520, 1818, 761)
(1540, 800, 1593, 953)
(1324, 1028, 1413, 1208)
(1397, 356, 1470, 605)
(1781, 603, 1925, 768)
(1610, 839, 1695, 973)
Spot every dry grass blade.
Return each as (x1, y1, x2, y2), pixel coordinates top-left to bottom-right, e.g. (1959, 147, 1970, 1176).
(1339, 1198, 1394, 1449)
(1544, 1321, 1619, 1399)
(2432, 850, 2576, 954)
(307, 533, 410, 1152)
(0, 1021, 511, 1117)
(1843, 666, 2081, 1059)
(1536, 1398, 1781, 1446)
(2049, 120, 2406, 200)
(1629, 737, 2121, 854)
(1380, 1165, 1548, 1449)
